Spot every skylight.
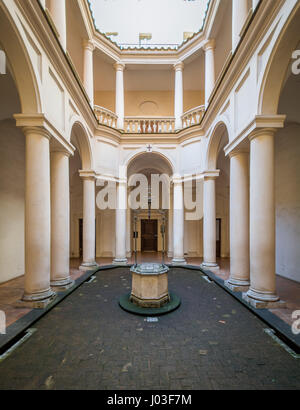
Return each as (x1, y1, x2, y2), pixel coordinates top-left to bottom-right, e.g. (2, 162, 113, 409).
(88, 0, 210, 49)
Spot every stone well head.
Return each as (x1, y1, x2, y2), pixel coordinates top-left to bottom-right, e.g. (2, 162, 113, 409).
(130, 263, 170, 308)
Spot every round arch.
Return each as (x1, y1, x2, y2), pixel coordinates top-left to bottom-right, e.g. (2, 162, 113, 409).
(205, 117, 230, 170)
(258, 2, 300, 115)
(69, 117, 94, 170)
(124, 148, 175, 176)
(0, 3, 41, 113)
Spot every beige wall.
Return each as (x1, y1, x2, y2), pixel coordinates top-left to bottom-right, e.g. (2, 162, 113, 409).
(216, 152, 230, 258)
(95, 90, 204, 116)
(0, 120, 25, 283)
(275, 125, 300, 283)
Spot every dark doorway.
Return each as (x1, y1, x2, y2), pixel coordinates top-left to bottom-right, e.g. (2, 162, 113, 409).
(141, 219, 158, 251)
(216, 218, 221, 258)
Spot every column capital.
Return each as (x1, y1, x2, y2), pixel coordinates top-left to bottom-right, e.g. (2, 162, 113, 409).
(114, 62, 125, 72)
(248, 127, 277, 142)
(202, 170, 220, 180)
(22, 126, 51, 140)
(50, 146, 72, 157)
(171, 174, 183, 185)
(228, 148, 249, 159)
(79, 170, 96, 180)
(173, 61, 184, 72)
(203, 39, 215, 52)
(83, 39, 95, 52)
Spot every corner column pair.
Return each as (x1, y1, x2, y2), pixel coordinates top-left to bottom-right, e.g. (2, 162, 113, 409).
(227, 125, 285, 308)
(16, 123, 73, 307)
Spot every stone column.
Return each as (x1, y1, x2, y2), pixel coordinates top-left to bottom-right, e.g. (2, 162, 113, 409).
(168, 205, 173, 258)
(232, 0, 248, 51)
(202, 172, 219, 267)
(114, 62, 125, 130)
(50, 149, 74, 290)
(49, 0, 67, 51)
(113, 181, 128, 264)
(203, 39, 215, 108)
(172, 178, 186, 265)
(243, 129, 283, 307)
(23, 127, 56, 307)
(80, 175, 98, 270)
(126, 206, 131, 258)
(174, 62, 184, 130)
(225, 150, 250, 291)
(83, 39, 95, 106)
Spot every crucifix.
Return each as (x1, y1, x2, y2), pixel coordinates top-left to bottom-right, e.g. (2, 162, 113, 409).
(146, 144, 153, 153)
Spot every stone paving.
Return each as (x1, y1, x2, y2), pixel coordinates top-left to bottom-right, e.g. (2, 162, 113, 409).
(0, 267, 299, 390)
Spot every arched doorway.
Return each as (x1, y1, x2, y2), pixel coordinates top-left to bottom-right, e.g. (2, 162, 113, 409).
(69, 120, 95, 270)
(204, 121, 230, 268)
(0, 60, 24, 285)
(127, 152, 173, 263)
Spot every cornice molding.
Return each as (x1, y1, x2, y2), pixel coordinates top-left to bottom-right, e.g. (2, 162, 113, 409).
(202, 170, 220, 180)
(224, 115, 286, 156)
(14, 113, 76, 155)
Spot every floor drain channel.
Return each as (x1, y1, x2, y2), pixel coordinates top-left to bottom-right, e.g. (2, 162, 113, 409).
(202, 275, 213, 283)
(264, 328, 300, 359)
(0, 328, 37, 362)
(85, 275, 96, 284)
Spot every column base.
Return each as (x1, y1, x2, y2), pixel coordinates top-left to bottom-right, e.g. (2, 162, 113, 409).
(113, 258, 128, 266)
(201, 262, 219, 269)
(51, 277, 75, 292)
(79, 262, 99, 271)
(18, 288, 57, 309)
(225, 279, 250, 292)
(171, 257, 187, 266)
(242, 289, 286, 309)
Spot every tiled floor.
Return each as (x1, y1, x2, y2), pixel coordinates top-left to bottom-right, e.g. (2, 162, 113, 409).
(0, 253, 299, 330)
(1, 267, 300, 390)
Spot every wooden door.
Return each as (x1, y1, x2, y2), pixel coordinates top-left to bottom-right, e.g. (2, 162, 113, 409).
(141, 219, 158, 251)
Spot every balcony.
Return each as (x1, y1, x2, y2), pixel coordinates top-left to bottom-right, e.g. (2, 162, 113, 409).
(124, 117, 175, 133)
(94, 105, 118, 128)
(94, 105, 205, 133)
(181, 105, 205, 129)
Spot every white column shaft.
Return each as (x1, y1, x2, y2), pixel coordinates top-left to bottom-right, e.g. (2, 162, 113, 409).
(24, 128, 54, 302)
(49, 0, 67, 51)
(50, 151, 72, 287)
(247, 130, 278, 302)
(114, 183, 127, 263)
(232, 0, 248, 51)
(168, 203, 173, 257)
(203, 177, 217, 267)
(172, 182, 186, 264)
(115, 65, 125, 129)
(126, 207, 131, 257)
(83, 42, 94, 106)
(228, 152, 250, 287)
(174, 64, 184, 130)
(204, 42, 215, 108)
(81, 177, 97, 268)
